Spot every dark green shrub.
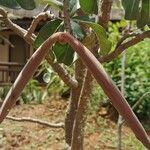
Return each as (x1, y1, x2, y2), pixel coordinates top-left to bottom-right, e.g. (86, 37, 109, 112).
(105, 39, 150, 119)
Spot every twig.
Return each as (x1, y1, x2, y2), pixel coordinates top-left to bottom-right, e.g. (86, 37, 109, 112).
(0, 7, 30, 41)
(6, 116, 64, 128)
(121, 92, 150, 125)
(43, 4, 50, 12)
(0, 35, 14, 47)
(132, 92, 150, 111)
(24, 12, 54, 40)
(117, 51, 126, 150)
(100, 31, 150, 63)
(98, 0, 113, 29)
(116, 33, 138, 49)
(46, 55, 78, 88)
(63, 0, 72, 33)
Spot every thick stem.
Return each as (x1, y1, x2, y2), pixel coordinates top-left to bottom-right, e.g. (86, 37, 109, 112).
(65, 59, 86, 146)
(71, 70, 93, 150)
(63, 0, 72, 33)
(0, 32, 149, 149)
(98, 0, 113, 29)
(46, 55, 78, 88)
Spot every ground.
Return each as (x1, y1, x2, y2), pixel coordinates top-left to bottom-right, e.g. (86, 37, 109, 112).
(0, 98, 149, 150)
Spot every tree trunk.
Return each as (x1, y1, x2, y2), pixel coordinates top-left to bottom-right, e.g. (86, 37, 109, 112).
(71, 70, 93, 150)
(65, 59, 86, 146)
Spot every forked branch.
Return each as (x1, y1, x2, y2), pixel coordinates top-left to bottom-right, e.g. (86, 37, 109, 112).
(0, 32, 149, 149)
(100, 31, 150, 63)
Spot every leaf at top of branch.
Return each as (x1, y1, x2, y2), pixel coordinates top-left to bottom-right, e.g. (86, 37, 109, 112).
(148, 20, 150, 28)
(34, 19, 62, 49)
(79, 0, 98, 15)
(16, 0, 36, 10)
(137, 0, 150, 28)
(0, 0, 21, 9)
(70, 20, 84, 39)
(53, 42, 74, 66)
(38, 0, 63, 11)
(73, 16, 95, 22)
(69, 0, 80, 16)
(121, 0, 140, 20)
(75, 19, 112, 56)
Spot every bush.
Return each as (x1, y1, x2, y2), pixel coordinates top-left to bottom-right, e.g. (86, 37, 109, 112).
(104, 39, 150, 119)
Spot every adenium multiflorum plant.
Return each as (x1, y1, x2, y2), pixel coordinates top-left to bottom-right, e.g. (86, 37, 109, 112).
(0, 0, 150, 149)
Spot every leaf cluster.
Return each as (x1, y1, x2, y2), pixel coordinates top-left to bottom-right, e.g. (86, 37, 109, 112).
(122, 0, 150, 28)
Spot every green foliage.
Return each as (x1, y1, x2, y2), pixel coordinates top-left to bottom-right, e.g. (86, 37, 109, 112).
(122, 0, 140, 20)
(37, 0, 63, 11)
(137, 0, 150, 28)
(104, 38, 150, 119)
(0, 86, 10, 100)
(89, 82, 107, 113)
(70, 20, 84, 39)
(75, 19, 112, 55)
(79, 0, 98, 14)
(34, 19, 62, 49)
(31, 0, 111, 65)
(0, 0, 35, 10)
(16, 0, 36, 10)
(21, 80, 47, 104)
(69, 0, 80, 16)
(53, 43, 74, 66)
(121, 0, 150, 28)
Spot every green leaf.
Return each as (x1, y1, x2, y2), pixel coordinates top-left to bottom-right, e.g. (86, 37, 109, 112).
(43, 73, 51, 83)
(71, 20, 84, 39)
(148, 20, 150, 28)
(0, 0, 21, 9)
(69, 0, 80, 16)
(122, 0, 140, 20)
(73, 16, 95, 22)
(137, 0, 150, 28)
(76, 20, 112, 55)
(38, 0, 63, 11)
(79, 0, 98, 14)
(16, 0, 36, 10)
(34, 19, 62, 49)
(53, 43, 74, 66)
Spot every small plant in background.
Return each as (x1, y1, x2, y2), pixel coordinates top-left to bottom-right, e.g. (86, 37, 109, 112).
(21, 80, 48, 104)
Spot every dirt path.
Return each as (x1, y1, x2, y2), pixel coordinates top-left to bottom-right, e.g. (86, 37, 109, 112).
(0, 99, 147, 150)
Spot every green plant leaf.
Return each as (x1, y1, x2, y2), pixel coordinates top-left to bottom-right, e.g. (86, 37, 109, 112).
(38, 0, 63, 11)
(73, 16, 95, 22)
(43, 73, 51, 83)
(69, 0, 80, 16)
(137, 0, 150, 28)
(122, 0, 140, 20)
(0, 0, 21, 9)
(16, 0, 36, 10)
(71, 20, 84, 39)
(53, 42, 74, 66)
(148, 20, 150, 28)
(34, 19, 62, 49)
(79, 0, 98, 14)
(76, 20, 112, 55)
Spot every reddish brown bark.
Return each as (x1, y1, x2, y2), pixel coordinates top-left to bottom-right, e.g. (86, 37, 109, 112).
(0, 32, 149, 149)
